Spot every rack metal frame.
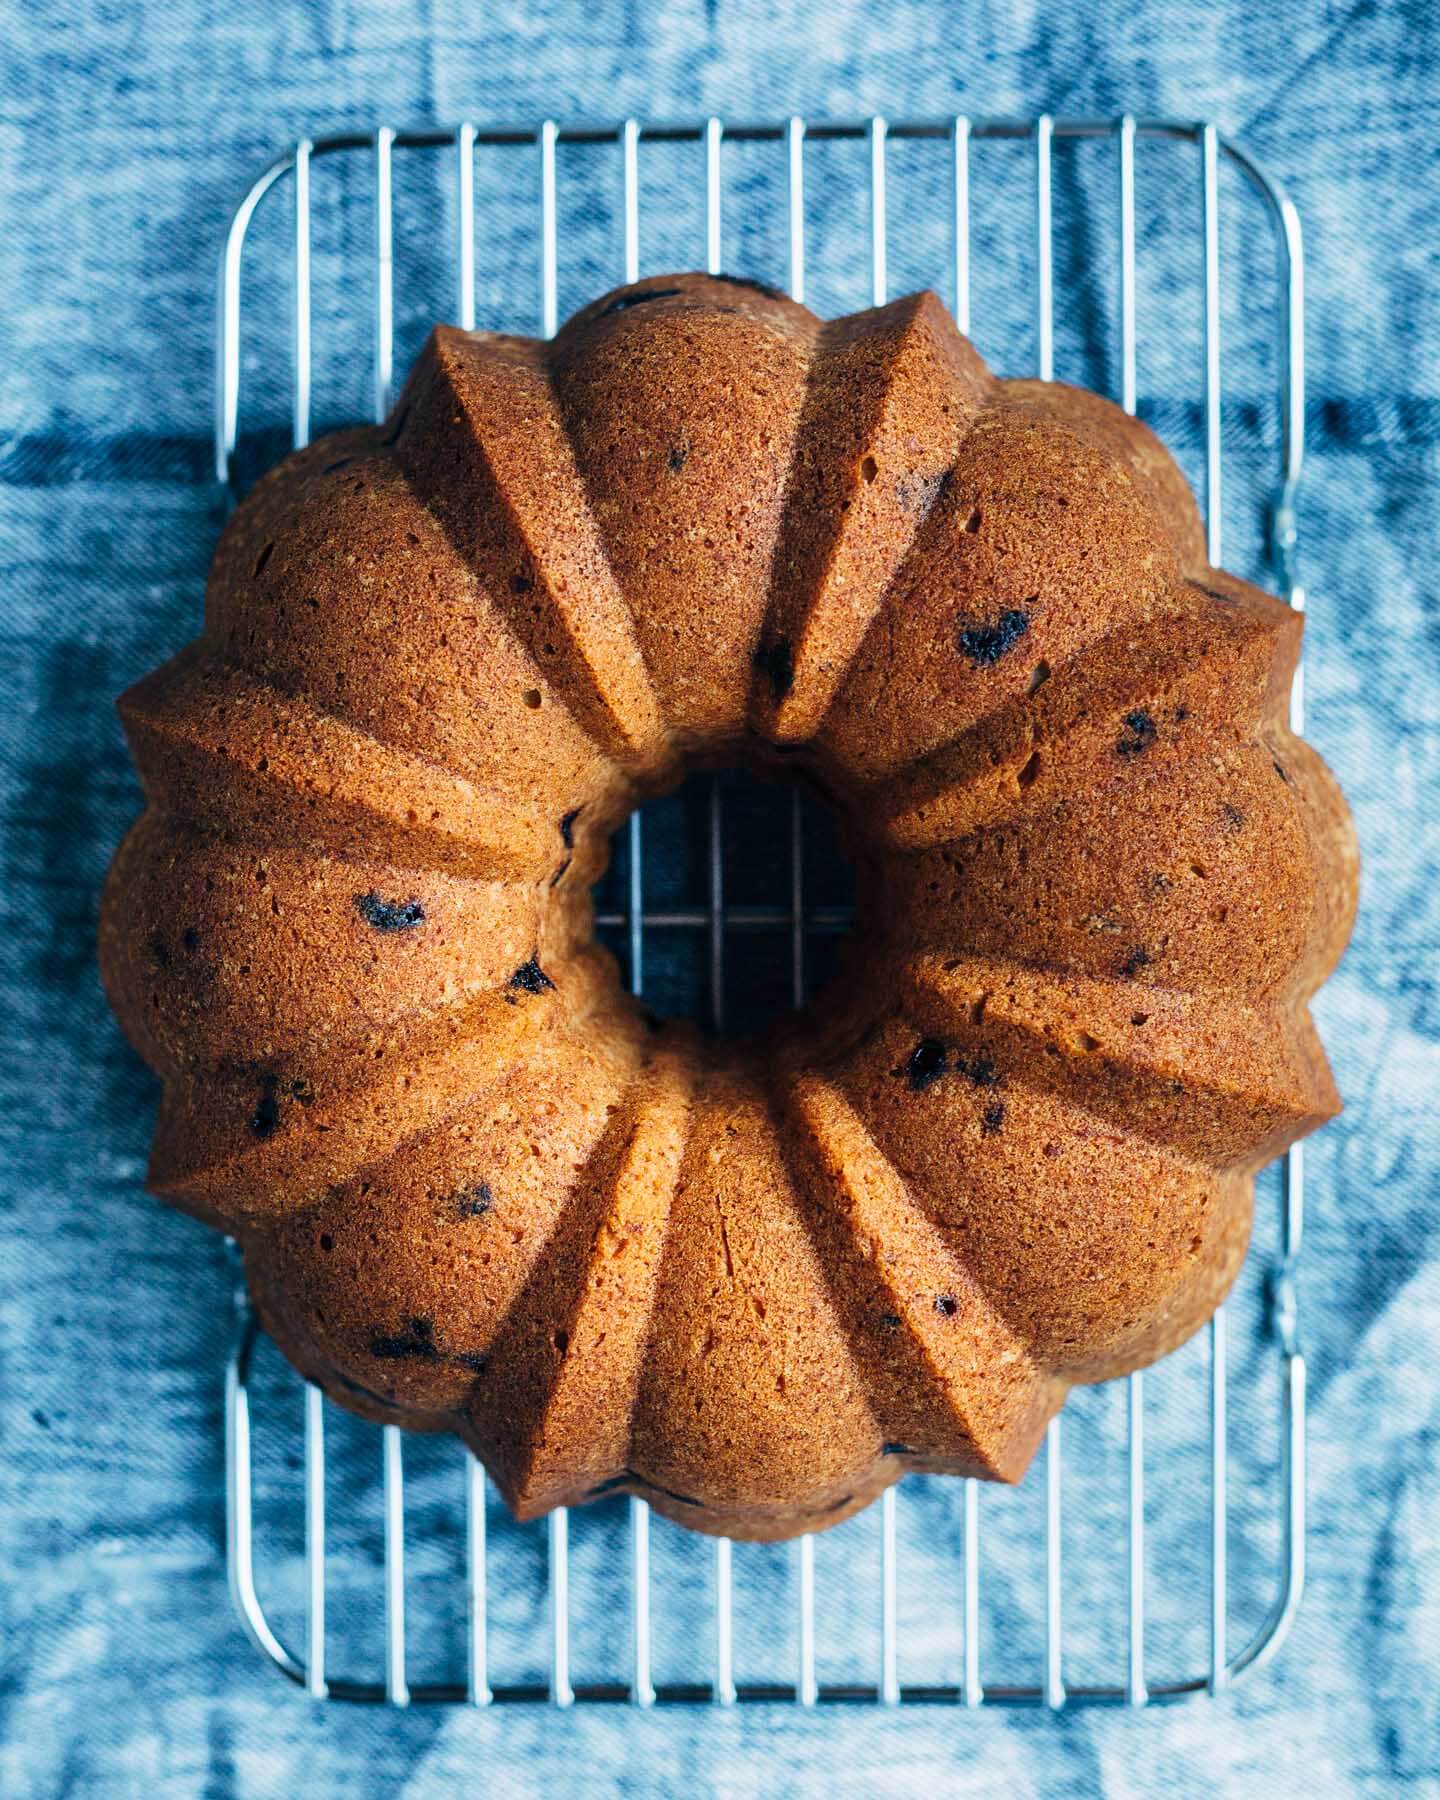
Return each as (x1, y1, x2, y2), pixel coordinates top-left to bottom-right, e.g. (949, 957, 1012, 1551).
(218, 115, 1308, 1708)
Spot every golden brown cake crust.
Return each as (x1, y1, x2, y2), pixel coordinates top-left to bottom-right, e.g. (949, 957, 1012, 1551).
(99, 272, 1359, 1541)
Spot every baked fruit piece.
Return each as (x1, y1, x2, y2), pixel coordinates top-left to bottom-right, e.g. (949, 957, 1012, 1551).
(100, 273, 1358, 1542)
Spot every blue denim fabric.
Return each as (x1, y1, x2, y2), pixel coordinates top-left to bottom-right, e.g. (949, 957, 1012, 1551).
(2, 1, 1436, 1794)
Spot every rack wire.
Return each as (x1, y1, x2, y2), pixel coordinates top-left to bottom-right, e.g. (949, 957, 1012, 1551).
(218, 115, 1308, 1708)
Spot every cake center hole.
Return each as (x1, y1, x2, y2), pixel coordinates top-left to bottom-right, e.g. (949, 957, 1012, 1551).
(594, 765, 858, 1037)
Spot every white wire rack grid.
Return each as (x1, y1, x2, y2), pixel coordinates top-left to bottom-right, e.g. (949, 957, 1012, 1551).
(217, 115, 1309, 1708)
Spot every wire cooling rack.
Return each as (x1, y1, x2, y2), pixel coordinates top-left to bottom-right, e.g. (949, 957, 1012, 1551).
(217, 115, 1308, 1708)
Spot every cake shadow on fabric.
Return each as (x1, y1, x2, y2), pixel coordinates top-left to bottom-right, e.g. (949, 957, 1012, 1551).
(98, 272, 1358, 1542)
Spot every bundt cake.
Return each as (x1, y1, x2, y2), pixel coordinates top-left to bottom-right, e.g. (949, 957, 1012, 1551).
(100, 272, 1358, 1542)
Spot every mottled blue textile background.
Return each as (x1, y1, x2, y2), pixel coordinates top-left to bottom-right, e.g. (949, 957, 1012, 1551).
(3, 2, 1437, 1795)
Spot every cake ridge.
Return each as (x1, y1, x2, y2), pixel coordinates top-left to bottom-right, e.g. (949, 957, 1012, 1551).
(995, 377, 1209, 574)
(209, 645, 618, 822)
(100, 811, 594, 1082)
(118, 647, 579, 881)
(377, 443, 645, 778)
(896, 951, 1339, 1170)
(547, 273, 822, 750)
(747, 290, 994, 747)
(471, 1044, 693, 1519)
(827, 1013, 1249, 1378)
(1252, 724, 1361, 1004)
(877, 721, 1328, 1007)
(145, 945, 625, 1221)
(204, 431, 636, 795)
(626, 1061, 883, 1529)
(871, 575, 1299, 853)
(458, 1079, 656, 1508)
(780, 1068, 1063, 1480)
(393, 326, 672, 770)
(814, 389, 1202, 784)
(244, 1020, 647, 1424)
